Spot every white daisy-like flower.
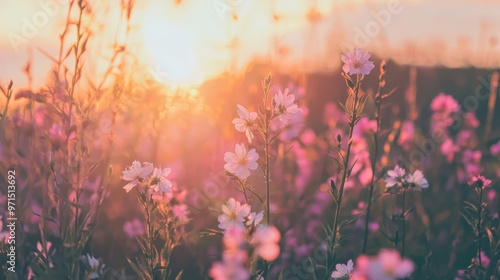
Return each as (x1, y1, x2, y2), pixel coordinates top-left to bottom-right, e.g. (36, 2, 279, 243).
(405, 170, 429, 191)
(232, 104, 258, 143)
(384, 165, 406, 189)
(121, 161, 153, 193)
(150, 167, 173, 194)
(224, 144, 259, 179)
(273, 88, 302, 122)
(331, 259, 354, 279)
(246, 211, 264, 227)
(218, 198, 251, 230)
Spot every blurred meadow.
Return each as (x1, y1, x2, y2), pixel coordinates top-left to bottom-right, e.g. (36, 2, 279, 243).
(0, 0, 500, 279)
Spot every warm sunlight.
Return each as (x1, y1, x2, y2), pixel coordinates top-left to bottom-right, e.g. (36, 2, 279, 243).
(141, 18, 200, 87)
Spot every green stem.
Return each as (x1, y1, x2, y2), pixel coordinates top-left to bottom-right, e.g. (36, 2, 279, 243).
(362, 90, 381, 253)
(402, 188, 406, 257)
(265, 134, 270, 225)
(146, 195, 155, 277)
(263, 77, 271, 226)
(477, 187, 483, 275)
(331, 74, 361, 260)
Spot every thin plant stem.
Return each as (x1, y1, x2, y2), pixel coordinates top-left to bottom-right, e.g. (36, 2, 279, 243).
(145, 194, 155, 277)
(263, 76, 272, 225)
(362, 67, 384, 253)
(265, 131, 270, 225)
(331, 73, 362, 257)
(477, 186, 483, 275)
(401, 188, 406, 257)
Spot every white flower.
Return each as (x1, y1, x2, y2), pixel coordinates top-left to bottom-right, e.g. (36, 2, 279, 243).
(384, 165, 406, 189)
(273, 88, 302, 122)
(233, 104, 258, 143)
(150, 167, 173, 194)
(246, 211, 264, 227)
(405, 170, 429, 191)
(218, 198, 251, 230)
(224, 144, 259, 179)
(331, 259, 354, 279)
(121, 161, 153, 193)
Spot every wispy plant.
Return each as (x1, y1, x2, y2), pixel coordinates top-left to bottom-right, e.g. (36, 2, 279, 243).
(327, 49, 374, 273)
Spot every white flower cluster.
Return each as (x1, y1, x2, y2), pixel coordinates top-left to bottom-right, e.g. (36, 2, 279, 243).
(210, 201, 280, 280)
(120, 161, 173, 194)
(225, 88, 302, 180)
(384, 165, 429, 193)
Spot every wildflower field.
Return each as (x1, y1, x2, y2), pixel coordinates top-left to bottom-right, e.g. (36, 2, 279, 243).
(0, 0, 500, 279)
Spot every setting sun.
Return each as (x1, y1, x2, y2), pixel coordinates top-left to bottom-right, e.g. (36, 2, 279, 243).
(141, 17, 199, 86)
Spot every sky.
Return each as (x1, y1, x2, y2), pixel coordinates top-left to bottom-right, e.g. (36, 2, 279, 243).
(0, 0, 500, 88)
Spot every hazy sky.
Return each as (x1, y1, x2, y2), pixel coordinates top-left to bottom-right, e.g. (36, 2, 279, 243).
(1, 0, 499, 87)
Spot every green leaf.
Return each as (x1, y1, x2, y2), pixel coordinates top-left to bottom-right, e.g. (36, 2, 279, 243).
(460, 209, 479, 236)
(463, 201, 478, 214)
(328, 155, 344, 171)
(340, 214, 360, 229)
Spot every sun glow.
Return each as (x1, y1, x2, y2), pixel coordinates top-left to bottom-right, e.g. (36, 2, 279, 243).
(141, 19, 201, 87)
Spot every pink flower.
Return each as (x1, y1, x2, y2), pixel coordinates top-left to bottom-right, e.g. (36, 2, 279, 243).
(223, 225, 247, 251)
(172, 204, 189, 222)
(210, 225, 250, 280)
(355, 117, 377, 135)
(121, 161, 154, 193)
(232, 105, 258, 143)
(473, 251, 490, 268)
(209, 261, 250, 280)
(468, 175, 492, 188)
(398, 121, 415, 150)
(352, 249, 414, 280)
(252, 226, 281, 261)
(464, 112, 479, 128)
(341, 48, 375, 76)
(491, 140, 500, 156)
(440, 138, 458, 163)
(384, 165, 406, 189)
(224, 144, 259, 179)
(456, 130, 474, 148)
(430, 93, 459, 113)
(0, 216, 8, 242)
(273, 88, 302, 122)
(123, 218, 145, 238)
(48, 124, 67, 150)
